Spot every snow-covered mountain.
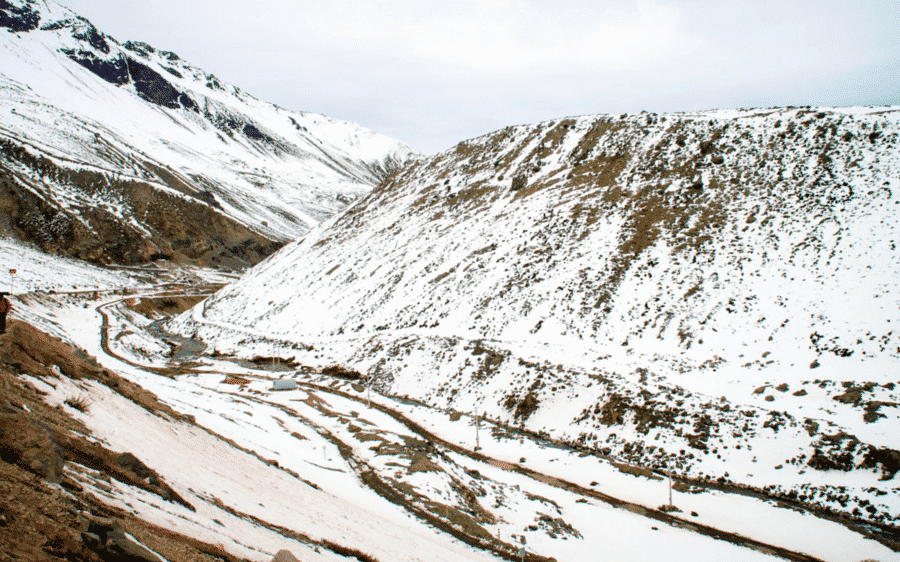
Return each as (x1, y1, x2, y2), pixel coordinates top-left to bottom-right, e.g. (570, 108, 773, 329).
(0, 0, 414, 266)
(172, 106, 900, 527)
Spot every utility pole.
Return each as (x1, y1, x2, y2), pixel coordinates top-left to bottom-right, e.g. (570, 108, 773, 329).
(475, 407, 481, 451)
(668, 471, 673, 507)
(9, 269, 15, 296)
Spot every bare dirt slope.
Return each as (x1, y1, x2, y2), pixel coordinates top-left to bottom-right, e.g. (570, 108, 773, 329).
(0, 320, 247, 562)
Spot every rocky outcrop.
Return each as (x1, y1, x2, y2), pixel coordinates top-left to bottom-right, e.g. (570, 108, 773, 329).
(0, 0, 40, 32)
(81, 515, 164, 562)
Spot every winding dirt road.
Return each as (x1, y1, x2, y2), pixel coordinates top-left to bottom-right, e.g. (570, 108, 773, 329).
(89, 287, 898, 562)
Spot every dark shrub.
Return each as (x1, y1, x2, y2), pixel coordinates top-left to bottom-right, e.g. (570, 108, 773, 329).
(64, 395, 90, 413)
(511, 174, 527, 192)
(321, 365, 362, 380)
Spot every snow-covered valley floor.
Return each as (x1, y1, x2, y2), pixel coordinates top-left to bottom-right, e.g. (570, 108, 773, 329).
(4, 271, 896, 562)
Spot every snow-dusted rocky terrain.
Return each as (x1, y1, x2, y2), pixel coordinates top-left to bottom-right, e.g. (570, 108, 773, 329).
(4, 104, 899, 559)
(2, 1, 899, 558)
(0, 0, 413, 266)
(172, 106, 900, 529)
(17, 284, 897, 562)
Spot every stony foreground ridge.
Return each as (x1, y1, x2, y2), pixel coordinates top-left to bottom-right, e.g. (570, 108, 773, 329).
(172, 106, 900, 526)
(0, 0, 413, 266)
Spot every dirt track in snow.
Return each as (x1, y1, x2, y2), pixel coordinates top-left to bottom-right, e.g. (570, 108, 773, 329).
(76, 286, 888, 562)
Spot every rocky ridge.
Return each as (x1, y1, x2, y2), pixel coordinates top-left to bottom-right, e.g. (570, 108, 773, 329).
(0, 0, 414, 266)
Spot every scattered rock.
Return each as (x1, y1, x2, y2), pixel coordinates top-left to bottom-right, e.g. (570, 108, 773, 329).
(612, 461, 662, 480)
(271, 550, 301, 562)
(671, 481, 691, 493)
(0, 414, 64, 482)
(83, 515, 164, 562)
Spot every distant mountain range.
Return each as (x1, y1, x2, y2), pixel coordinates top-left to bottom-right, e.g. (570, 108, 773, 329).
(0, 0, 414, 266)
(172, 106, 900, 525)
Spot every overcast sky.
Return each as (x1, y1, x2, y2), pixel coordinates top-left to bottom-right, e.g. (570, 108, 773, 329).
(59, 0, 900, 153)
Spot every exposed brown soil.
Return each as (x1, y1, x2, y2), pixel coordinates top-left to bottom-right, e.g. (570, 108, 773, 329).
(0, 320, 250, 562)
(0, 460, 98, 562)
(0, 320, 193, 423)
(121, 294, 209, 317)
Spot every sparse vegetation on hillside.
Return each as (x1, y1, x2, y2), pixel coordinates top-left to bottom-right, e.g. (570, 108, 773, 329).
(63, 395, 90, 413)
(173, 106, 900, 532)
(0, 138, 284, 266)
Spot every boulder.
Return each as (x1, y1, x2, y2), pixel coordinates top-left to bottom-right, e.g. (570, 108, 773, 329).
(84, 515, 164, 562)
(271, 549, 301, 562)
(0, 414, 64, 482)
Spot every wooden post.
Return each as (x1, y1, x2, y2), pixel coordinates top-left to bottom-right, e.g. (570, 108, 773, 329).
(8, 269, 15, 296)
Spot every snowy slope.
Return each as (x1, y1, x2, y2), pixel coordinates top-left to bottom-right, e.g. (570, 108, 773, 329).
(0, 0, 414, 265)
(171, 106, 900, 526)
(21, 288, 887, 562)
(0, 236, 138, 293)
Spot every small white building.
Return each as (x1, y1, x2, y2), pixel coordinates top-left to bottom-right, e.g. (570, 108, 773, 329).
(271, 378, 297, 391)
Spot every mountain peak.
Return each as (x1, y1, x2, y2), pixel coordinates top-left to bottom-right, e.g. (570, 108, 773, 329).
(0, 0, 415, 266)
